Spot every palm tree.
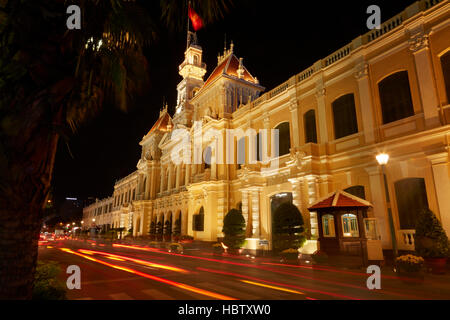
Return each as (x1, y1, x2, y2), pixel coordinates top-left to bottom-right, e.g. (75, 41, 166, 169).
(0, 0, 231, 299)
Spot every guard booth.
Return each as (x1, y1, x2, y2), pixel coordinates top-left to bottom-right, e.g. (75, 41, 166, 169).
(308, 190, 383, 267)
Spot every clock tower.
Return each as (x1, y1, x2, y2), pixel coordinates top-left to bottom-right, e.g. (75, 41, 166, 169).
(173, 31, 207, 127)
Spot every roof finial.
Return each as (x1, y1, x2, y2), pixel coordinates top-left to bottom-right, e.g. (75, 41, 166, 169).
(224, 33, 227, 53)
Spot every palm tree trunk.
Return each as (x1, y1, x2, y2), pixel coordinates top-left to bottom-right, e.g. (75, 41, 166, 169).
(0, 105, 60, 299)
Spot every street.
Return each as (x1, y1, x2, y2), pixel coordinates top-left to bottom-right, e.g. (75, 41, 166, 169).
(38, 239, 450, 300)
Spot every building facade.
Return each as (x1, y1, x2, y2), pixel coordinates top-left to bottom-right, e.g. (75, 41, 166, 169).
(83, 0, 450, 253)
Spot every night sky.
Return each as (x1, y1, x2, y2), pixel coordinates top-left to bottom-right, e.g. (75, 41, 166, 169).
(51, 0, 416, 209)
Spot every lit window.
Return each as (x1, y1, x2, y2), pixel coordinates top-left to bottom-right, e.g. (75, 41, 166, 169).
(322, 214, 335, 237)
(342, 213, 359, 237)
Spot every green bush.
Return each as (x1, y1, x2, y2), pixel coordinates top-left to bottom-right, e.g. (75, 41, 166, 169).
(414, 208, 449, 258)
(272, 202, 306, 252)
(173, 219, 181, 236)
(222, 209, 246, 249)
(32, 261, 67, 300)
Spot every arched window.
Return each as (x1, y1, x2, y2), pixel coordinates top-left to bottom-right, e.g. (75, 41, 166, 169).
(378, 71, 414, 124)
(394, 178, 429, 229)
(342, 213, 359, 237)
(304, 110, 317, 143)
(193, 55, 198, 65)
(193, 207, 204, 231)
(344, 185, 366, 200)
(274, 122, 291, 156)
(203, 146, 212, 169)
(440, 51, 450, 103)
(332, 94, 358, 139)
(322, 214, 336, 237)
(237, 137, 245, 169)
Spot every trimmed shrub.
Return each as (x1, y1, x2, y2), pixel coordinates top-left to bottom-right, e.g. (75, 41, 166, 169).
(415, 208, 449, 258)
(32, 261, 67, 300)
(173, 219, 181, 236)
(222, 209, 246, 249)
(272, 202, 306, 252)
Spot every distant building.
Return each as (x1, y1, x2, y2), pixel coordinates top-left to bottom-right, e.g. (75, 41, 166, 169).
(84, 0, 450, 254)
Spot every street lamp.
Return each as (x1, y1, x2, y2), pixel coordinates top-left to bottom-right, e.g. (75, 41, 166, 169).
(376, 152, 398, 259)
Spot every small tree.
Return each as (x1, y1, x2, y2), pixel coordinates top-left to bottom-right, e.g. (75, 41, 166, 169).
(272, 203, 306, 253)
(173, 219, 181, 240)
(415, 208, 449, 258)
(222, 209, 246, 249)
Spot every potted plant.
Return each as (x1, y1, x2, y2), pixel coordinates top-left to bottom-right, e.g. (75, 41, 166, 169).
(222, 209, 246, 255)
(156, 221, 163, 241)
(414, 208, 449, 274)
(272, 203, 306, 255)
(281, 248, 299, 264)
(148, 221, 156, 241)
(163, 220, 172, 242)
(172, 219, 181, 242)
(395, 254, 425, 283)
(179, 235, 194, 244)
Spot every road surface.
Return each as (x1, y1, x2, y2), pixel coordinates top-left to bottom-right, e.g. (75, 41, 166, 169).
(37, 239, 450, 300)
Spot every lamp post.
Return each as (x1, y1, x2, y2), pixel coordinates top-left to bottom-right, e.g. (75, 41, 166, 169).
(376, 153, 398, 259)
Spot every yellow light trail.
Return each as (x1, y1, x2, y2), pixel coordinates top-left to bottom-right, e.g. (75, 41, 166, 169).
(105, 256, 126, 261)
(240, 280, 304, 295)
(59, 248, 235, 300)
(78, 249, 188, 273)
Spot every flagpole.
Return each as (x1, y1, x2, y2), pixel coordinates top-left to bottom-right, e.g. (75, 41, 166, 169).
(186, 0, 190, 49)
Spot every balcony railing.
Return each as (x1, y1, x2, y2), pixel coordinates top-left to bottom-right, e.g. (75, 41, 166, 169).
(398, 229, 415, 251)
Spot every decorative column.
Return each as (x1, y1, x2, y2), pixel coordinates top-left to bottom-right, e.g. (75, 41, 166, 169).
(137, 174, 143, 200)
(354, 60, 376, 143)
(263, 114, 271, 160)
(175, 165, 181, 189)
(289, 98, 300, 148)
(315, 79, 329, 144)
(365, 166, 391, 248)
(241, 190, 249, 231)
(168, 164, 174, 191)
(150, 165, 157, 199)
(145, 172, 151, 200)
(409, 29, 440, 126)
(160, 166, 165, 194)
(428, 153, 450, 236)
(185, 164, 190, 185)
(250, 189, 260, 237)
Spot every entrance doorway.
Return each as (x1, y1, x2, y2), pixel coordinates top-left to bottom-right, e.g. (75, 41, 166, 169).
(270, 192, 293, 249)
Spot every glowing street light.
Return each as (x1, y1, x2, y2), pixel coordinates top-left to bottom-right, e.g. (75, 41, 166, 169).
(376, 153, 389, 165)
(376, 152, 398, 258)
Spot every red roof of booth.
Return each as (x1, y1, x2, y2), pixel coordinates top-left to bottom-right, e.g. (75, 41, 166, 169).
(308, 190, 372, 210)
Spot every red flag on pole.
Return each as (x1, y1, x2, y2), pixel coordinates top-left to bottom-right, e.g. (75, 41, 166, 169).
(188, 5, 204, 31)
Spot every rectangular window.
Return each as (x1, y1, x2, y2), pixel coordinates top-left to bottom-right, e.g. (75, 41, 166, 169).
(304, 110, 318, 143)
(342, 213, 359, 237)
(332, 94, 358, 139)
(322, 215, 336, 237)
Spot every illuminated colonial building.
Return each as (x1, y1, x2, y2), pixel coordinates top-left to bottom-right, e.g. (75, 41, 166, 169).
(84, 0, 450, 255)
